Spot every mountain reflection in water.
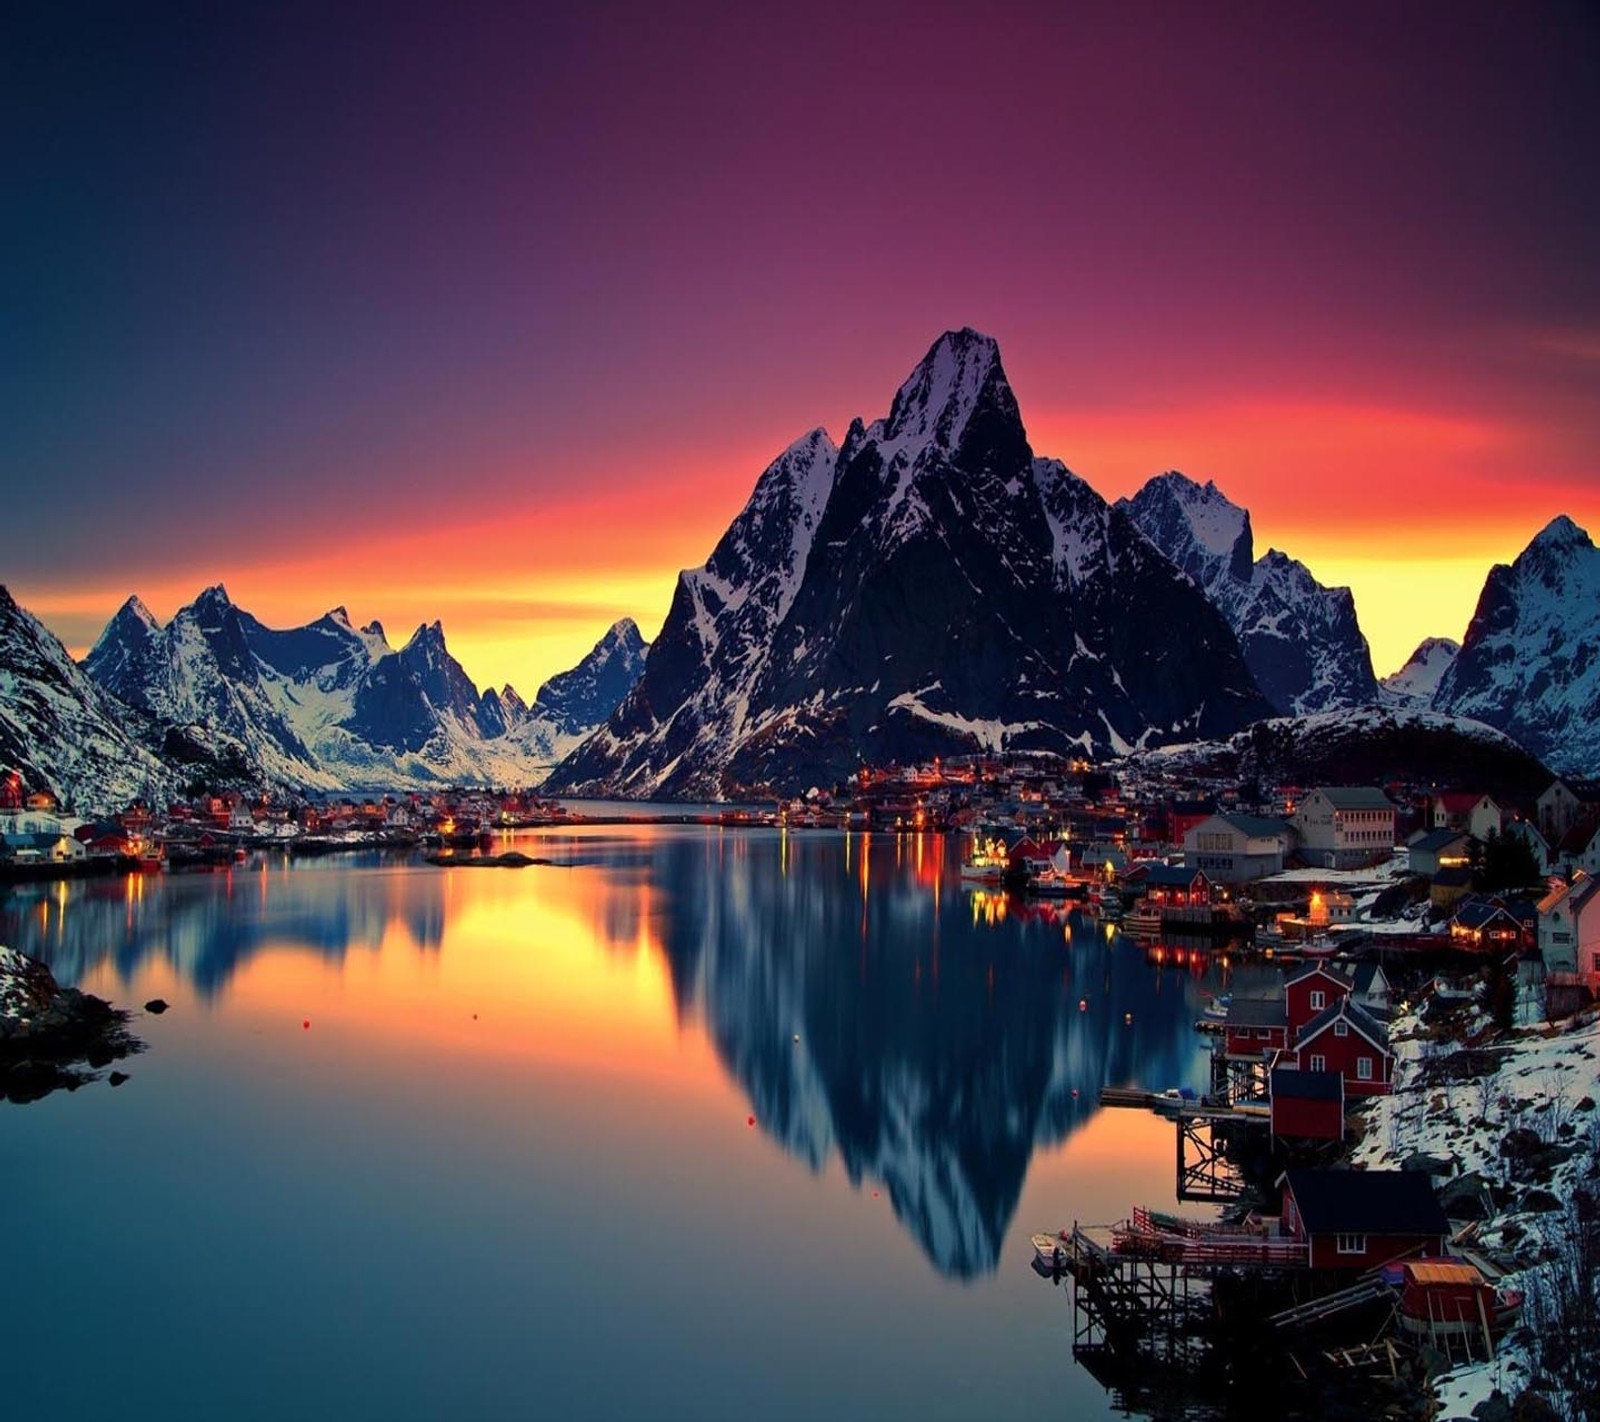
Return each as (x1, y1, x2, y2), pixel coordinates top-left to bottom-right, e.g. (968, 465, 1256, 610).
(1, 828, 1230, 1280)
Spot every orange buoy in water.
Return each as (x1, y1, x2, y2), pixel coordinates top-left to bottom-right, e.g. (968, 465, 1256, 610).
(1078, 999, 1087, 1012)
(302, 1020, 310, 1030)
(747, 1115, 755, 1127)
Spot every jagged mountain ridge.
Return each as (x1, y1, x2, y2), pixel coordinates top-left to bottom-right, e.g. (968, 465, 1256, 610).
(1432, 516, 1600, 777)
(75, 586, 649, 796)
(1380, 636, 1459, 707)
(1119, 472, 1380, 715)
(0, 586, 177, 811)
(549, 329, 1273, 798)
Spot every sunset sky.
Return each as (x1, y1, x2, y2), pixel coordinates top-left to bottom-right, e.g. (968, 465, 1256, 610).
(4, 1, 1596, 693)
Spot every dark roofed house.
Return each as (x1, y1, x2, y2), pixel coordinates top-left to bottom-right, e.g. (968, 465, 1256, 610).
(1183, 812, 1295, 884)
(1136, 863, 1212, 907)
(1350, 961, 1393, 1016)
(1224, 996, 1289, 1060)
(1449, 897, 1526, 951)
(1269, 1068, 1345, 1142)
(1281, 1168, 1449, 1269)
(1408, 827, 1473, 879)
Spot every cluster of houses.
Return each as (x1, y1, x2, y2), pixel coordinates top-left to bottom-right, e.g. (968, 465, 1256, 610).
(0, 783, 569, 871)
(1222, 960, 1397, 1141)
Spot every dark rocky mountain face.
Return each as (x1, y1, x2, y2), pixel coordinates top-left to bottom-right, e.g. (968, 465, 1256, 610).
(550, 329, 1273, 798)
(1119, 472, 1380, 715)
(1432, 516, 1600, 776)
(531, 619, 649, 737)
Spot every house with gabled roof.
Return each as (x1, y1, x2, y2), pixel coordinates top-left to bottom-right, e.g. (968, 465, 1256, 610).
(1538, 778, 1600, 844)
(1223, 996, 1290, 1060)
(1556, 817, 1600, 878)
(1350, 961, 1393, 1017)
(1279, 997, 1393, 1097)
(1429, 792, 1502, 841)
(1283, 963, 1353, 1035)
(1182, 812, 1295, 884)
(1449, 896, 1528, 951)
(1407, 827, 1473, 879)
(1538, 872, 1600, 992)
(1291, 787, 1395, 870)
(1279, 1169, 1448, 1270)
(1506, 818, 1556, 875)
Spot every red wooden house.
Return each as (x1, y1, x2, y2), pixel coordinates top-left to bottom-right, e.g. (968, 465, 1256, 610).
(1283, 964, 1353, 1035)
(1223, 996, 1290, 1059)
(1280, 999, 1393, 1096)
(1280, 1169, 1448, 1270)
(1269, 1068, 1345, 1142)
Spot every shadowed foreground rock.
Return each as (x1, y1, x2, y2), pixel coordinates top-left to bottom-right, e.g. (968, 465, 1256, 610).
(0, 945, 142, 1103)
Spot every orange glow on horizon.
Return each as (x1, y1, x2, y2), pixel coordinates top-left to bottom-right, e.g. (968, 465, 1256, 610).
(21, 395, 1598, 691)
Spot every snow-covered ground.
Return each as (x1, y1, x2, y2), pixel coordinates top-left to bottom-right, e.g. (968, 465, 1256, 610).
(1350, 997, 1600, 1418)
(0, 944, 55, 1021)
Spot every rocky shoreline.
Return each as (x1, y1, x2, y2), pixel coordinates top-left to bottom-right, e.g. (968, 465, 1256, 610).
(0, 945, 142, 1103)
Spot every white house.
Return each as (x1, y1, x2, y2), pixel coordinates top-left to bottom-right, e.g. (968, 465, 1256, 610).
(1291, 788, 1395, 870)
(1538, 873, 1600, 989)
(1430, 792, 1503, 841)
(1183, 813, 1295, 884)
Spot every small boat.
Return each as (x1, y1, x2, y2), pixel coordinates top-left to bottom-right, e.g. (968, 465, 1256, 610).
(1200, 994, 1231, 1023)
(1121, 907, 1162, 936)
(960, 835, 1009, 885)
(1032, 1231, 1070, 1269)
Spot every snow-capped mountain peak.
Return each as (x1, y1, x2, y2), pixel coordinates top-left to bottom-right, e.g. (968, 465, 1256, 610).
(1, 585, 175, 810)
(548, 330, 1270, 798)
(1380, 637, 1459, 707)
(878, 327, 1011, 457)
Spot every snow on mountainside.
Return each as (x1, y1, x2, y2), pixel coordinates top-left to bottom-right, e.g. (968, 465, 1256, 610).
(1119, 472, 1380, 715)
(0, 586, 175, 811)
(78, 589, 647, 793)
(1380, 636, 1459, 707)
(1432, 516, 1600, 777)
(548, 329, 1271, 798)
(1127, 705, 1551, 801)
(505, 618, 651, 768)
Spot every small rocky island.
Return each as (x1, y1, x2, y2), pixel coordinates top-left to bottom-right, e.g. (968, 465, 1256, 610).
(0, 945, 142, 1103)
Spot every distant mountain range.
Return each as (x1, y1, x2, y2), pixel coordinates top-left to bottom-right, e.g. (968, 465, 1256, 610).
(3, 328, 1597, 808)
(0, 582, 647, 809)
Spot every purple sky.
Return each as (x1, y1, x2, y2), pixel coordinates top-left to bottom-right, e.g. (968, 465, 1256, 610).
(3, 1, 1596, 687)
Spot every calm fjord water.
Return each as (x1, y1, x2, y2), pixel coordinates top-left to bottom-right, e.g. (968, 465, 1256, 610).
(3, 827, 1230, 1420)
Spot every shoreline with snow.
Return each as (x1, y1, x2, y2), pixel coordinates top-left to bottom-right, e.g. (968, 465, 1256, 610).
(0, 945, 142, 1103)
(1349, 991, 1600, 1419)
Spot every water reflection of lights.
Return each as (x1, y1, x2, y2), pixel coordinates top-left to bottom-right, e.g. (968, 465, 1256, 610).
(969, 890, 1008, 927)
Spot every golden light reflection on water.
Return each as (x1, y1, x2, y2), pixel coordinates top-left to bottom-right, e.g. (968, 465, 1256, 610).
(198, 860, 721, 1089)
